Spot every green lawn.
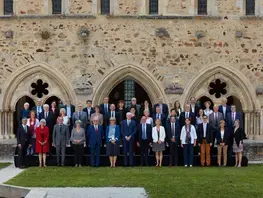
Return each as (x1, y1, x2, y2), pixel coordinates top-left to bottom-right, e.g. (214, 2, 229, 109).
(0, 163, 11, 169)
(6, 165, 263, 198)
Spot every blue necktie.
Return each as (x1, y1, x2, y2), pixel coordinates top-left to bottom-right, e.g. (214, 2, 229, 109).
(142, 124, 146, 140)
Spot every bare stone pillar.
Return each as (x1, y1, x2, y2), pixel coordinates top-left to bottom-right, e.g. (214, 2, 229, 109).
(4, 111, 9, 139)
(0, 111, 3, 139)
(250, 111, 255, 138)
(244, 110, 249, 138)
(9, 111, 15, 139)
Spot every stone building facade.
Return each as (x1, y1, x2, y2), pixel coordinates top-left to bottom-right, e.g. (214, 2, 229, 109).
(0, 0, 263, 140)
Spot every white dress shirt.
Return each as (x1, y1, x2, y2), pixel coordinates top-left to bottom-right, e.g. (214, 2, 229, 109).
(221, 130, 224, 139)
(180, 125, 197, 144)
(204, 109, 213, 117)
(152, 126, 166, 142)
(203, 123, 207, 138)
(66, 106, 71, 118)
(222, 106, 226, 117)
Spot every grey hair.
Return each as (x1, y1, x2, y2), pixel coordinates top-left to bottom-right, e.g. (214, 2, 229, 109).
(40, 119, 46, 125)
(60, 108, 66, 113)
(43, 104, 49, 108)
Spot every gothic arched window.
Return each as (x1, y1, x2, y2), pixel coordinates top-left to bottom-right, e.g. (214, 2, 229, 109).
(31, 79, 49, 98)
(209, 79, 227, 98)
(101, 0, 110, 15)
(198, 0, 207, 15)
(149, 0, 158, 15)
(4, 0, 13, 15)
(52, 0, 62, 14)
(246, 0, 255, 15)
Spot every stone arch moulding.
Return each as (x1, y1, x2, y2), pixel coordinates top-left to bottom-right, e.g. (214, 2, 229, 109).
(181, 62, 260, 111)
(92, 64, 167, 105)
(0, 62, 77, 111)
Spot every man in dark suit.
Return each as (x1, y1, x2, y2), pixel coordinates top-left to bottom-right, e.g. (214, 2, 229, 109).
(219, 97, 231, 120)
(136, 116, 152, 166)
(100, 97, 110, 116)
(153, 106, 166, 127)
(190, 97, 200, 117)
(72, 104, 88, 129)
(166, 108, 177, 126)
(127, 97, 141, 117)
(19, 102, 30, 122)
(179, 104, 196, 129)
(64, 100, 75, 131)
(105, 104, 120, 126)
(227, 105, 243, 129)
(32, 99, 44, 120)
(121, 112, 137, 167)
(166, 116, 180, 166)
(83, 100, 95, 127)
(16, 118, 31, 168)
(40, 104, 55, 145)
(154, 98, 169, 120)
(197, 115, 213, 166)
(88, 117, 103, 167)
(209, 105, 224, 145)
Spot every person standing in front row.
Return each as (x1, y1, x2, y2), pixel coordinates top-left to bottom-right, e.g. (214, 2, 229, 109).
(197, 115, 213, 167)
(121, 112, 136, 167)
(88, 117, 103, 167)
(53, 117, 70, 166)
(17, 118, 31, 169)
(167, 116, 180, 167)
(180, 118, 197, 167)
(35, 119, 49, 167)
(71, 120, 86, 167)
(216, 120, 231, 167)
(106, 117, 120, 168)
(232, 119, 244, 168)
(137, 116, 152, 166)
(152, 119, 166, 167)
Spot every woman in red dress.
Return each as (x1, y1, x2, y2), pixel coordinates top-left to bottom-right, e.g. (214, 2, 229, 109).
(35, 119, 50, 167)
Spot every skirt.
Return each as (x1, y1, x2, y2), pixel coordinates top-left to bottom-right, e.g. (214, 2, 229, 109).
(106, 142, 120, 156)
(152, 142, 165, 152)
(233, 140, 243, 153)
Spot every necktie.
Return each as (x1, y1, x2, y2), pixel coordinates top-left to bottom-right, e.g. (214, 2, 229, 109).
(95, 126, 98, 132)
(24, 125, 27, 133)
(45, 112, 47, 119)
(232, 113, 235, 121)
(215, 113, 218, 126)
(88, 109, 90, 119)
(38, 106, 40, 114)
(204, 124, 206, 137)
(186, 112, 189, 118)
(172, 123, 175, 137)
(142, 124, 146, 139)
(78, 112, 81, 119)
(127, 120, 130, 126)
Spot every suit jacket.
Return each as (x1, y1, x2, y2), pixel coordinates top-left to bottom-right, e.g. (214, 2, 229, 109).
(166, 121, 180, 144)
(83, 107, 95, 119)
(32, 106, 44, 119)
(17, 125, 31, 146)
(19, 109, 30, 121)
(106, 125, 120, 143)
(64, 104, 75, 118)
(105, 111, 120, 126)
(99, 103, 110, 115)
(226, 112, 243, 128)
(216, 127, 231, 145)
(121, 119, 137, 139)
(197, 123, 213, 144)
(72, 111, 88, 129)
(152, 126, 166, 142)
(40, 111, 55, 131)
(88, 125, 103, 146)
(190, 104, 200, 117)
(90, 113, 104, 125)
(179, 111, 196, 129)
(153, 103, 169, 118)
(127, 104, 141, 117)
(52, 124, 70, 146)
(209, 112, 224, 129)
(153, 113, 166, 127)
(233, 127, 244, 147)
(219, 105, 231, 119)
(136, 123, 152, 143)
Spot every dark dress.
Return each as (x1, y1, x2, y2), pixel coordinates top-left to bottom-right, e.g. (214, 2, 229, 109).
(152, 128, 165, 152)
(106, 125, 120, 156)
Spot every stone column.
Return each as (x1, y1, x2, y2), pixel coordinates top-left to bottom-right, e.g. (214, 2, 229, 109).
(0, 111, 3, 139)
(244, 110, 249, 138)
(140, 0, 147, 15)
(0, 0, 4, 15)
(4, 111, 9, 139)
(253, 111, 257, 136)
(260, 108, 263, 135)
(250, 111, 255, 138)
(9, 110, 15, 139)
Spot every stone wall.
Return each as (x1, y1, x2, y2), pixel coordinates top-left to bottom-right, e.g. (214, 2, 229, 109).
(115, 0, 140, 15)
(165, 0, 192, 15)
(68, 0, 93, 14)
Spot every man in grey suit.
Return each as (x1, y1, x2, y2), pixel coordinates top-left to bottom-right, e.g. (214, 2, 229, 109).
(52, 117, 70, 166)
(209, 105, 224, 145)
(72, 104, 88, 129)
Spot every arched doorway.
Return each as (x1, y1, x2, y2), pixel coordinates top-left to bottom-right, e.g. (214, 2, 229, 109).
(14, 96, 35, 135)
(197, 96, 214, 110)
(227, 96, 242, 112)
(44, 96, 62, 108)
(109, 79, 151, 107)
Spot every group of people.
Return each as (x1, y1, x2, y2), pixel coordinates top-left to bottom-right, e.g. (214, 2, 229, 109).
(16, 96, 245, 168)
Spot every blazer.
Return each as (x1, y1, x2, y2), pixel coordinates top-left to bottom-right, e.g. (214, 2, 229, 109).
(72, 111, 88, 129)
(88, 125, 103, 146)
(153, 103, 169, 118)
(226, 112, 243, 128)
(127, 104, 141, 117)
(106, 125, 120, 143)
(190, 104, 200, 117)
(83, 107, 95, 119)
(216, 127, 231, 145)
(90, 113, 103, 125)
(219, 105, 231, 119)
(32, 106, 44, 119)
(179, 111, 196, 129)
(209, 112, 224, 129)
(197, 123, 213, 144)
(166, 121, 180, 143)
(39, 111, 55, 131)
(64, 104, 75, 118)
(52, 124, 70, 146)
(152, 126, 166, 143)
(152, 113, 166, 127)
(136, 123, 152, 143)
(180, 125, 197, 144)
(19, 109, 30, 120)
(233, 127, 244, 147)
(17, 125, 31, 146)
(105, 111, 121, 126)
(121, 119, 137, 139)
(99, 103, 110, 115)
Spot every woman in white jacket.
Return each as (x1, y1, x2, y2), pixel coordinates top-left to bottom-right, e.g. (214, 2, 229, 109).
(180, 118, 197, 167)
(152, 119, 166, 167)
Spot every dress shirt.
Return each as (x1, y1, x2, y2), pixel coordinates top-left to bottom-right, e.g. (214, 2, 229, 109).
(203, 123, 207, 138)
(104, 104, 108, 113)
(87, 108, 91, 118)
(142, 123, 147, 140)
(23, 124, 27, 132)
(185, 112, 189, 118)
(171, 122, 175, 137)
(159, 104, 163, 114)
(220, 130, 224, 139)
(127, 119, 131, 126)
(222, 106, 226, 117)
(44, 111, 48, 119)
(66, 106, 71, 118)
(232, 112, 236, 121)
(204, 109, 213, 117)
(111, 111, 115, 118)
(191, 105, 195, 113)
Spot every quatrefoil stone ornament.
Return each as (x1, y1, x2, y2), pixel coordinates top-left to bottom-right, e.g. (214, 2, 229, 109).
(31, 79, 49, 98)
(209, 79, 227, 98)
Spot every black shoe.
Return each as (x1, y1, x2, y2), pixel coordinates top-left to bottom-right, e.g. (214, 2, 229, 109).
(61, 164, 64, 166)
(57, 164, 60, 167)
